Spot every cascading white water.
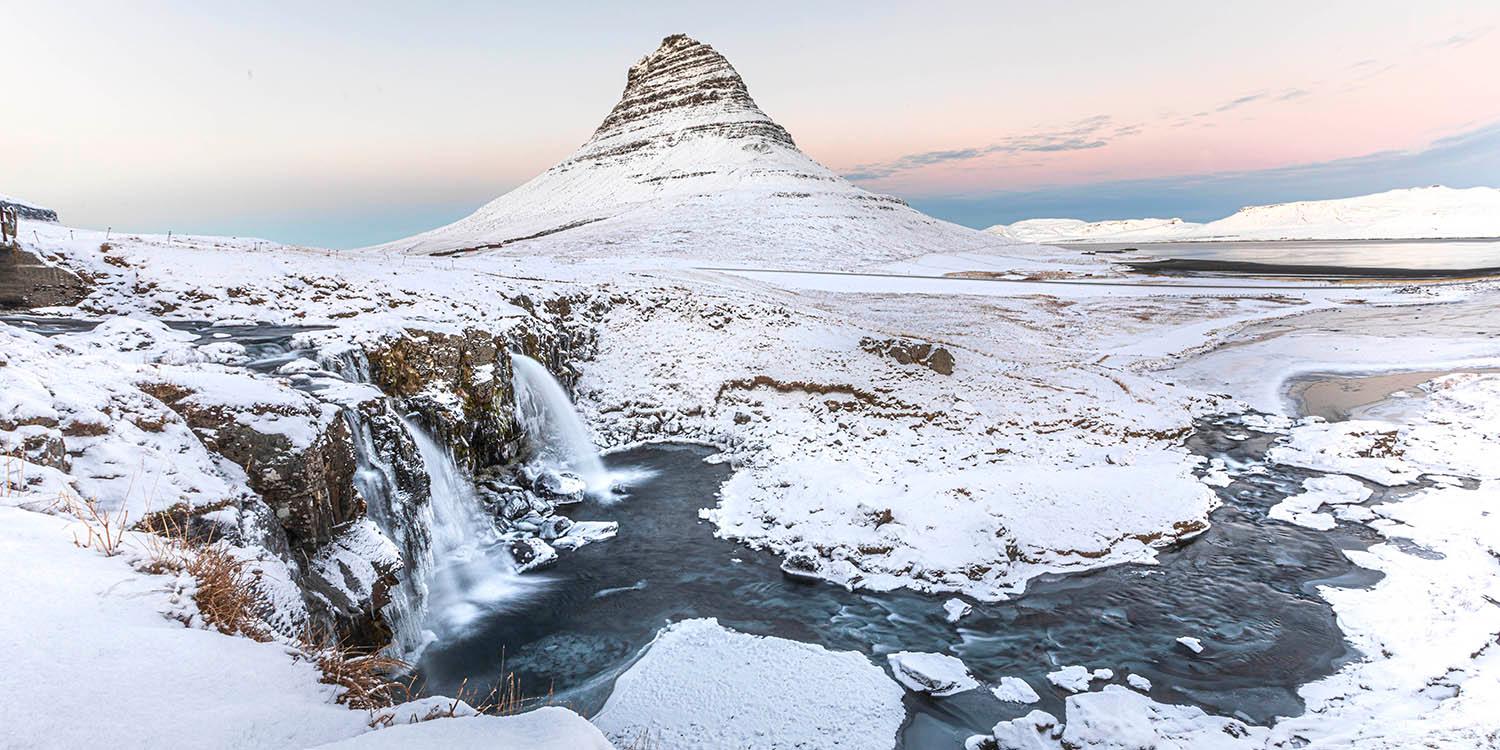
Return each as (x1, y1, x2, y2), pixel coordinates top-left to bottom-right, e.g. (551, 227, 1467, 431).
(402, 417, 543, 649)
(510, 353, 610, 494)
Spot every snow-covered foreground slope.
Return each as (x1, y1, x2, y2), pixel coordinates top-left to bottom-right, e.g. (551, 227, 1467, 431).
(367, 35, 1083, 275)
(991, 186, 1500, 243)
(0, 504, 611, 750)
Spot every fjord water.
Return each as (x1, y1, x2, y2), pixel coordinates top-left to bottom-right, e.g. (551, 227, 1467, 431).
(1083, 238, 1500, 271)
(416, 418, 1382, 748)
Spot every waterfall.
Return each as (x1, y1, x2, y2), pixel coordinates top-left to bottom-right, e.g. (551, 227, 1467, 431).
(402, 416, 544, 648)
(510, 353, 610, 494)
(404, 418, 489, 555)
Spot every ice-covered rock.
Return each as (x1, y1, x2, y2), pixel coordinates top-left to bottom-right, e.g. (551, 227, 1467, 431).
(887, 651, 980, 696)
(508, 537, 558, 573)
(991, 676, 1042, 703)
(1176, 636, 1205, 654)
(943, 597, 972, 623)
(594, 618, 905, 749)
(551, 520, 619, 551)
(1126, 673, 1152, 691)
(530, 468, 587, 504)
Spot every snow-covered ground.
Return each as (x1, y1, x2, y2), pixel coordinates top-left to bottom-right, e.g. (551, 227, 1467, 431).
(990, 186, 1500, 243)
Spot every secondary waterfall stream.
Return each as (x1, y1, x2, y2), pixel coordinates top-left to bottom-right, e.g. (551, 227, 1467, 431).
(511, 353, 611, 496)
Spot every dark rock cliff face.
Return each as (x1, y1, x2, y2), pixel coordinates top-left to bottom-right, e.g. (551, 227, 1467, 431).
(139, 381, 364, 552)
(575, 34, 795, 165)
(362, 293, 602, 472)
(0, 198, 60, 223)
(1, 247, 90, 310)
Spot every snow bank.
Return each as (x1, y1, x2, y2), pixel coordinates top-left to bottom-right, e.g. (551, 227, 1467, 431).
(593, 619, 904, 749)
(310, 707, 613, 750)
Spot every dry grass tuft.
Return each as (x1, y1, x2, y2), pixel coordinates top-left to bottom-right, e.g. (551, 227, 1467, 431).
(60, 494, 131, 556)
(309, 639, 411, 711)
(624, 728, 663, 750)
(138, 513, 271, 641)
(186, 542, 271, 641)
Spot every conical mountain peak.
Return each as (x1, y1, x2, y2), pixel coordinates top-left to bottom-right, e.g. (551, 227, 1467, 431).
(576, 34, 794, 163)
(374, 35, 1007, 268)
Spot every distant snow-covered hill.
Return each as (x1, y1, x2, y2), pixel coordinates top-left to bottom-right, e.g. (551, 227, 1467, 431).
(0, 193, 59, 223)
(989, 186, 1500, 243)
(371, 35, 1061, 271)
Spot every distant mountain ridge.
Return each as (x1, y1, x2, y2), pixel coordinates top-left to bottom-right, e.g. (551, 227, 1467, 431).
(370, 35, 1025, 269)
(988, 186, 1500, 243)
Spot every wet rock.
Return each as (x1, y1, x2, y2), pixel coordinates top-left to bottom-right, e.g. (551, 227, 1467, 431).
(509, 537, 558, 573)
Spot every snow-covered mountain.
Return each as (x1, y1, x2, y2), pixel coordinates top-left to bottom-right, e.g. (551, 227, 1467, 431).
(371, 35, 1017, 269)
(990, 186, 1500, 243)
(996, 217, 1197, 244)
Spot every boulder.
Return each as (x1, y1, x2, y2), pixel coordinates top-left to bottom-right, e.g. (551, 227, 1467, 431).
(509, 537, 558, 573)
(886, 651, 979, 696)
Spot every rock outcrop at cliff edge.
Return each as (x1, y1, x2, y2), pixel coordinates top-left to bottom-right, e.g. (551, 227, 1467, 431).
(367, 35, 1011, 269)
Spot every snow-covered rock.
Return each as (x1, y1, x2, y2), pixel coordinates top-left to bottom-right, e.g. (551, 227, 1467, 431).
(1046, 665, 1099, 693)
(886, 651, 980, 696)
(0, 192, 59, 222)
(1126, 674, 1152, 692)
(943, 597, 972, 623)
(551, 520, 619, 550)
(593, 618, 904, 749)
(1267, 473, 1371, 530)
(508, 537, 558, 573)
(1175, 636, 1205, 654)
(991, 676, 1042, 703)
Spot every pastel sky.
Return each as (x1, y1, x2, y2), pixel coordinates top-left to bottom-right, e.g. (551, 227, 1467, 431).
(4, 0, 1499, 247)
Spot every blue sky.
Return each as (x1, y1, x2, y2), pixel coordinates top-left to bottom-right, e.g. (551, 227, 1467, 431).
(3, 1, 1498, 246)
